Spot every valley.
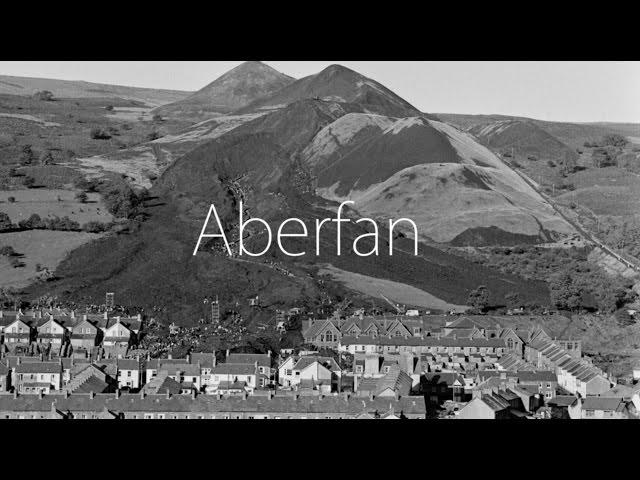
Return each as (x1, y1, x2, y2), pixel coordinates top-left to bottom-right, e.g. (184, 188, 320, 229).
(1, 61, 639, 380)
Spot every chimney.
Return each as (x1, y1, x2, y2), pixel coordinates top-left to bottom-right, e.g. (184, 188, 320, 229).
(103, 311, 108, 320)
(13, 390, 18, 399)
(115, 389, 120, 399)
(369, 392, 374, 401)
(168, 353, 172, 360)
(242, 392, 248, 400)
(166, 390, 171, 399)
(39, 391, 44, 399)
(268, 390, 274, 400)
(226, 349, 230, 358)
(89, 391, 95, 399)
(64, 390, 70, 399)
(191, 389, 197, 400)
(140, 391, 145, 399)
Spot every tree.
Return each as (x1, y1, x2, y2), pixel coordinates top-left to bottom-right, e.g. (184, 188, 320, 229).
(75, 191, 88, 203)
(0, 245, 17, 256)
(467, 286, 490, 312)
(32, 90, 54, 101)
(103, 185, 144, 218)
(105, 105, 114, 111)
(549, 271, 582, 311)
(18, 213, 43, 230)
(152, 113, 163, 122)
(0, 212, 13, 232)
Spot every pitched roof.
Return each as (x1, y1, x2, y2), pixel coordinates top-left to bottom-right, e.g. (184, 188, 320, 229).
(582, 397, 626, 412)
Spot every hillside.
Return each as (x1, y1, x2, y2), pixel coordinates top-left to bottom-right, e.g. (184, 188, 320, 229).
(0, 75, 191, 107)
(26, 97, 554, 324)
(153, 61, 294, 118)
(300, 112, 575, 244)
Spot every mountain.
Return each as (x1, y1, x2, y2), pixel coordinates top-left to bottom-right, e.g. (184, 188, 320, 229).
(0, 75, 190, 106)
(468, 120, 579, 165)
(239, 64, 421, 118)
(27, 65, 575, 323)
(153, 61, 294, 118)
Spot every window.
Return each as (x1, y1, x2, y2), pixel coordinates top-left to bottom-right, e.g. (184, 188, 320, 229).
(325, 331, 333, 342)
(585, 410, 594, 417)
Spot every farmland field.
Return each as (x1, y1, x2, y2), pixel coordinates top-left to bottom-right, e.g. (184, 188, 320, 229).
(0, 189, 113, 224)
(0, 230, 102, 288)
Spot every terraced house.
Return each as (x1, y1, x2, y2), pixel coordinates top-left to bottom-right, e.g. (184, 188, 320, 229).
(13, 360, 63, 394)
(0, 391, 427, 420)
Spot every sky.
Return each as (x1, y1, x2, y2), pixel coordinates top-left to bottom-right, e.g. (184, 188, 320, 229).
(0, 61, 638, 123)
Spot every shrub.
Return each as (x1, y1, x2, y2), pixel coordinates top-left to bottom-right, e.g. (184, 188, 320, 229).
(7, 196, 15, 203)
(152, 113, 163, 122)
(105, 105, 114, 111)
(90, 127, 111, 140)
(75, 191, 88, 203)
(547, 160, 556, 167)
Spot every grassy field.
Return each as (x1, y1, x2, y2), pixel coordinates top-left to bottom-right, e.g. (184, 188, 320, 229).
(0, 230, 102, 288)
(0, 93, 193, 169)
(0, 189, 113, 225)
(0, 75, 191, 106)
(319, 264, 468, 312)
(556, 167, 640, 216)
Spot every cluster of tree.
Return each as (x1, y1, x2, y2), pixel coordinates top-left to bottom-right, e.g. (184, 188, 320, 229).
(32, 90, 54, 101)
(548, 263, 637, 313)
(467, 285, 490, 312)
(18, 213, 81, 231)
(584, 134, 628, 149)
(102, 184, 148, 218)
(598, 217, 640, 260)
(0, 287, 24, 309)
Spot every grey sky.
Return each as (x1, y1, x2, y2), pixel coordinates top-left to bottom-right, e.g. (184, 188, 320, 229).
(1, 61, 638, 123)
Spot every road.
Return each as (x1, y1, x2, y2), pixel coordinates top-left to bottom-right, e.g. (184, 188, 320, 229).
(507, 161, 640, 274)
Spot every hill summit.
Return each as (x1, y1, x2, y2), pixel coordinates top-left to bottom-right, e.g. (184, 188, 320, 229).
(154, 61, 294, 117)
(240, 64, 421, 117)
